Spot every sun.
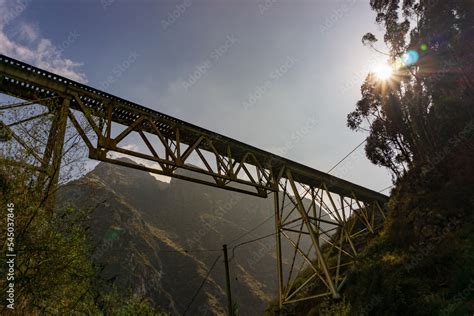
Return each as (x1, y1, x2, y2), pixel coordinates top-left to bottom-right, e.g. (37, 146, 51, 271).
(372, 63, 393, 81)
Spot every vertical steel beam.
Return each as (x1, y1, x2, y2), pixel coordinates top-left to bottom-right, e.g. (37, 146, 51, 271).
(36, 106, 58, 190)
(37, 97, 70, 212)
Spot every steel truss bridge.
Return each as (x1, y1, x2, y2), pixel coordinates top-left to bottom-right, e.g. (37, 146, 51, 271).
(0, 54, 388, 309)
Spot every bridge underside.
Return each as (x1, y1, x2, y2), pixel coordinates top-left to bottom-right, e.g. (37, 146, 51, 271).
(0, 54, 388, 308)
(274, 175, 385, 306)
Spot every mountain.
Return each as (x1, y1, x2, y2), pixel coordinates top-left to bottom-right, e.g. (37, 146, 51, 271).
(58, 158, 292, 315)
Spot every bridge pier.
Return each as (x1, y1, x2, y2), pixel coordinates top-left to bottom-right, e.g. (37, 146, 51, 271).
(36, 97, 70, 212)
(273, 168, 386, 307)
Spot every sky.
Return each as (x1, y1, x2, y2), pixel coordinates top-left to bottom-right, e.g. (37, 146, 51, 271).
(0, 0, 392, 192)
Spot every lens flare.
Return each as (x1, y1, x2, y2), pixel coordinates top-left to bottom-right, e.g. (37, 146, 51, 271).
(402, 50, 419, 65)
(420, 44, 428, 51)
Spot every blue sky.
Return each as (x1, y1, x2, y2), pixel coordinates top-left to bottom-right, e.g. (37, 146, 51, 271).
(0, 0, 392, 192)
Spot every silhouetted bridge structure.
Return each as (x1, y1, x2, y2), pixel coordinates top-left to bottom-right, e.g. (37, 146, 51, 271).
(0, 54, 388, 309)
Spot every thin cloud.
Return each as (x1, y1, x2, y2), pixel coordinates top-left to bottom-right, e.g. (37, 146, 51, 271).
(0, 0, 87, 83)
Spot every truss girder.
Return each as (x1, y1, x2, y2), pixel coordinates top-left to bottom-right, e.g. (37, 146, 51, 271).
(0, 54, 388, 202)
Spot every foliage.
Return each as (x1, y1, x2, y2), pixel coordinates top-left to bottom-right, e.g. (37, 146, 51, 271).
(1, 160, 96, 314)
(0, 157, 166, 314)
(343, 153, 474, 315)
(97, 286, 167, 316)
(347, 0, 474, 179)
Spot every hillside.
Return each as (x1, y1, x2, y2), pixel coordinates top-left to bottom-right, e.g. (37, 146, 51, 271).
(57, 158, 297, 315)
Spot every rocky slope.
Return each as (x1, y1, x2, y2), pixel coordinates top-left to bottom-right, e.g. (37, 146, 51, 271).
(58, 158, 292, 315)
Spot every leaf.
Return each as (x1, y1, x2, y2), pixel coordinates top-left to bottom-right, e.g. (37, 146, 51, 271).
(362, 33, 378, 46)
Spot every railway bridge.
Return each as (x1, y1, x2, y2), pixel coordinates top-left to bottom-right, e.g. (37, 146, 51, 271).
(0, 54, 388, 308)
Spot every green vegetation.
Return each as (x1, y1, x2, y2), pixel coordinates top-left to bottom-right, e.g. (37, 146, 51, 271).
(342, 158, 474, 315)
(0, 158, 167, 314)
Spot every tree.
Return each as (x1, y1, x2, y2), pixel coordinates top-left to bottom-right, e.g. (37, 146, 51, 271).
(0, 97, 166, 314)
(347, 0, 474, 180)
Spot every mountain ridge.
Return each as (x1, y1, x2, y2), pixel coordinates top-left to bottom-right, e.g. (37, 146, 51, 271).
(58, 158, 283, 315)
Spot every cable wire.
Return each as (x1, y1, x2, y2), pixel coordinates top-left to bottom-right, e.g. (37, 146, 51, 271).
(327, 138, 367, 174)
(227, 213, 275, 245)
(228, 222, 304, 262)
(378, 184, 394, 192)
(227, 198, 298, 246)
(232, 232, 276, 250)
(183, 255, 221, 315)
(156, 248, 221, 253)
(229, 232, 276, 262)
